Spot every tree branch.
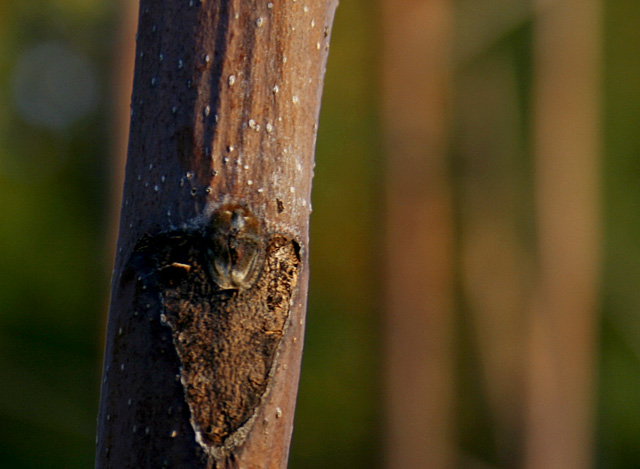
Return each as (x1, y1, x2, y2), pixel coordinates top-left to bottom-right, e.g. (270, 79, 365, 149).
(96, 1, 337, 467)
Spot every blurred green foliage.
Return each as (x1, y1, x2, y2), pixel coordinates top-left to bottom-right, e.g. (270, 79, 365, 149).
(599, 1, 640, 467)
(1, 0, 640, 468)
(0, 0, 115, 467)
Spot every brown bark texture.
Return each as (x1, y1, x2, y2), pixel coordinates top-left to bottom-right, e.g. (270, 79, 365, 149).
(96, 1, 337, 468)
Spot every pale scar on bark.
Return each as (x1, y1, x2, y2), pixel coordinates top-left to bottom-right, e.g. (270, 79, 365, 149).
(130, 204, 300, 459)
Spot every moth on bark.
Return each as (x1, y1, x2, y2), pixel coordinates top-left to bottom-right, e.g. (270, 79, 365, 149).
(129, 204, 300, 461)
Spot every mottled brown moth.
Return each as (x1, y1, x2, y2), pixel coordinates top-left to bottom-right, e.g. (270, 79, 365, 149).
(131, 204, 300, 461)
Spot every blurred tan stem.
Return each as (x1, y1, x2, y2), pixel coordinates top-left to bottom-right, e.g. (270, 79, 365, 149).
(526, 0, 602, 467)
(382, 1, 455, 468)
(457, 53, 531, 464)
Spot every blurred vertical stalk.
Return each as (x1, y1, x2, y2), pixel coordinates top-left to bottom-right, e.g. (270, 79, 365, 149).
(526, 0, 602, 467)
(456, 53, 531, 465)
(382, 1, 455, 468)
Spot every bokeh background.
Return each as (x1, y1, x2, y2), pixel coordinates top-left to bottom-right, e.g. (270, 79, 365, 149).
(0, 0, 639, 467)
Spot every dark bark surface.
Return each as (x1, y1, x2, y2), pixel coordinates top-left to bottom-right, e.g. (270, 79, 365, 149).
(96, 1, 337, 467)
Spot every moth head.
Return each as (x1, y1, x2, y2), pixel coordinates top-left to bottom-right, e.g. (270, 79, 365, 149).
(207, 205, 265, 291)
